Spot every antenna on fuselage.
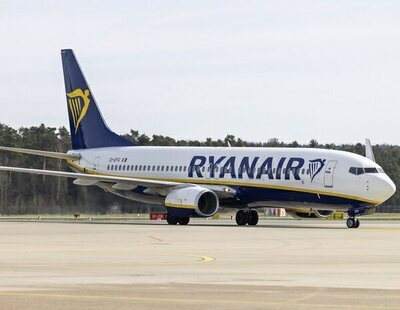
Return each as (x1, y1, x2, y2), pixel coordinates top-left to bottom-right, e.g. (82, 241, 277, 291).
(365, 138, 376, 162)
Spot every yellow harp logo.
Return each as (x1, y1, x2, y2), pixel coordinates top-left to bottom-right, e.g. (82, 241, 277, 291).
(67, 89, 90, 134)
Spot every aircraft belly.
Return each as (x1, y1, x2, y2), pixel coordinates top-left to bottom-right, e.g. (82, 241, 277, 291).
(234, 186, 373, 209)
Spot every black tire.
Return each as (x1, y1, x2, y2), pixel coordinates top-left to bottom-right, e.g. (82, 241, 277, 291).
(178, 217, 190, 225)
(167, 214, 178, 225)
(235, 210, 247, 226)
(248, 210, 259, 226)
(355, 218, 360, 228)
(346, 217, 355, 229)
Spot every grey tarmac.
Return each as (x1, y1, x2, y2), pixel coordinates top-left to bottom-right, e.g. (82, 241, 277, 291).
(0, 219, 399, 309)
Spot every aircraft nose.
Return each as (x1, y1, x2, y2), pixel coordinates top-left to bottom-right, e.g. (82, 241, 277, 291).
(375, 174, 396, 203)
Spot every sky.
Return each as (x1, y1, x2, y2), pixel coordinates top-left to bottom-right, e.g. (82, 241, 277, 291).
(1, 0, 400, 145)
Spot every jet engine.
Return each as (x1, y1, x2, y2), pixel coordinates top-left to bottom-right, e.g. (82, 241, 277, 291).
(165, 187, 219, 217)
(287, 209, 334, 219)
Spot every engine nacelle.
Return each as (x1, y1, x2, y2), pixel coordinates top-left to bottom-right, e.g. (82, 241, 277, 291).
(165, 187, 219, 217)
(288, 209, 334, 219)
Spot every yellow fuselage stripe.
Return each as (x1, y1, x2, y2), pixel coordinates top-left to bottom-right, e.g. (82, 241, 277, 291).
(165, 203, 195, 210)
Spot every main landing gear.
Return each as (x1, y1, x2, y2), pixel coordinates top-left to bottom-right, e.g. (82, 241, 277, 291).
(235, 210, 259, 226)
(166, 214, 190, 225)
(346, 217, 360, 229)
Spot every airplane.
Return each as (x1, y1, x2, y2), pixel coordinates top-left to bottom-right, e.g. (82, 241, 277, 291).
(0, 49, 396, 229)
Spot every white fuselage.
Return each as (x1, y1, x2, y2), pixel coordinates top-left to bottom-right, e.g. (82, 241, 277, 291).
(67, 146, 395, 211)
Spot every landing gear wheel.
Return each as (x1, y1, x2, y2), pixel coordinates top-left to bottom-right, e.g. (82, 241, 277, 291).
(248, 210, 259, 226)
(235, 210, 248, 226)
(178, 217, 190, 225)
(346, 217, 355, 228)
(166, 214, 178, 225)
(346, 217, 360, 229)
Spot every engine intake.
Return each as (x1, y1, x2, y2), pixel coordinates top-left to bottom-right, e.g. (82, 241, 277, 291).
(165, 187, 219, 217)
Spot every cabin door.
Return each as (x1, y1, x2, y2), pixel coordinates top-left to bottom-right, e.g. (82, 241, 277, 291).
(324, 160, 337, 188)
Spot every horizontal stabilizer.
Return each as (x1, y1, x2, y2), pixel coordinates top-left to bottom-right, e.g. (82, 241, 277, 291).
(0, 146, 81, 161)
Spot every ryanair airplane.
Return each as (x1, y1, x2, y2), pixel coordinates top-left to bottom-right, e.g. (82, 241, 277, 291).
(0, 50, 396, 228)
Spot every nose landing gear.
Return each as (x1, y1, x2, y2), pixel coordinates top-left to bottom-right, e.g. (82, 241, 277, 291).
(235, 210, 259, 226)
(346, 217, 360, 229)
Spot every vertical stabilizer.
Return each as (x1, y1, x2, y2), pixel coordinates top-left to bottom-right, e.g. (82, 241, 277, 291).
(61, 49, 135, 150)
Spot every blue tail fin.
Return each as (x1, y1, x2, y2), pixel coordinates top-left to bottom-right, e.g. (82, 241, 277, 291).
(61, 49, 135, 150)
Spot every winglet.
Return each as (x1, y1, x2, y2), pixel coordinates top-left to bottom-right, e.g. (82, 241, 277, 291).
(365, 139, 376, 162)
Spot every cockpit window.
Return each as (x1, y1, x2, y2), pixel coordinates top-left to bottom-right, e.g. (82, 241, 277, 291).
(349, 167, 381, 175)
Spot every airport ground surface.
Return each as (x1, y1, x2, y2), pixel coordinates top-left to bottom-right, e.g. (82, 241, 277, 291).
(0, 219, 399, 309)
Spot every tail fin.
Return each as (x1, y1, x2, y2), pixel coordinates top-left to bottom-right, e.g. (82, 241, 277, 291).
(61, 49, 135, 150)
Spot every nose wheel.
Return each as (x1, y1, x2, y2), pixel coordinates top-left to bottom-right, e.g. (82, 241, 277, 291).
(346, 217, 360, 229)
(235, 210, 259, 226)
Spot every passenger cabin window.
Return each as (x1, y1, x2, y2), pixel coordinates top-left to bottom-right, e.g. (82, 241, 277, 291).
(166, 166, 169, 172)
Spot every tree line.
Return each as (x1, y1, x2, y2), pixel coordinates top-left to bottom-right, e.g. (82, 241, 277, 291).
(0, 123, 399, 214)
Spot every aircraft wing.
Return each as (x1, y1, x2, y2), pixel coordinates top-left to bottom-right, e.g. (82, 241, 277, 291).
(0, 166, 237, 197)
(0, 166, 180, 189)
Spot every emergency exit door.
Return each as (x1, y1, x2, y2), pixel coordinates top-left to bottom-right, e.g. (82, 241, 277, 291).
(324, 160, 337, 188)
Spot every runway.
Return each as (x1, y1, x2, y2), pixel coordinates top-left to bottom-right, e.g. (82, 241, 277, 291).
(0, 219, 399, 309)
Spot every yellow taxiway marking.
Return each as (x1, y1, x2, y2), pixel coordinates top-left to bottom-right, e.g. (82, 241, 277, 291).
(185, 255, 215, 263)
(0, 291, 397, 309)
